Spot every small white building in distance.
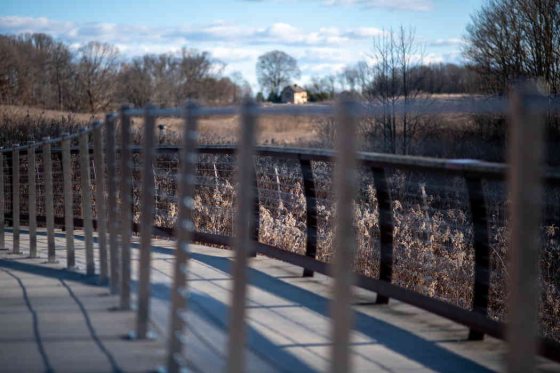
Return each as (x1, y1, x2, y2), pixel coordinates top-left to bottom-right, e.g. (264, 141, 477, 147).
(281, 84, 308, 104)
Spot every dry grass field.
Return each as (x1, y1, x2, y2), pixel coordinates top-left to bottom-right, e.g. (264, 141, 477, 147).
(0, 104, 321, 147)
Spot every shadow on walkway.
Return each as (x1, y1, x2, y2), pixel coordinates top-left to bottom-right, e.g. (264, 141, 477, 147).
(1, 238, 493, 373)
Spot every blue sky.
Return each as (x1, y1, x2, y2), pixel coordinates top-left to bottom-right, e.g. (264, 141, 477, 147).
(0, 0, 484, 89)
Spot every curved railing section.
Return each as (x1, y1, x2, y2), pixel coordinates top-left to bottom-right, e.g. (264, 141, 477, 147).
(0, 121, 105, 275)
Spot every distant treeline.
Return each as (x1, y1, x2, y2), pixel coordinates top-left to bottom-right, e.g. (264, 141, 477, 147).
(0, 33, 251, 113)
(304, 62, 483, 102)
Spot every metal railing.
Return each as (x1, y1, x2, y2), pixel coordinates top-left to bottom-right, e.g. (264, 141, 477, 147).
(0, 82, 559, 372)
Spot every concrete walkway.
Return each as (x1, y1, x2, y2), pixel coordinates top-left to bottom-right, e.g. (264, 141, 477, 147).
(1, 229, 559, 372)
(0, 235, 165, 373)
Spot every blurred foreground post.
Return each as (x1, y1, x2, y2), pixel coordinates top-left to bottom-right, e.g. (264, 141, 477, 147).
(119, 105, 132, 309)
(79, 130, 94, 275)
(507, 81, 545, 373)
(330, 98, 358, 373)
(166, 101, 199, 373)
(27, 142, 37, 258)
(43, 139, 56, 262)
(62, 134, 75, 268)
(105, 114, 119, 294)
(227, 99, 257, 373)
(93, 123, 108, 283)
(136, 105, 156, 339)
(12, 146, 20, 254)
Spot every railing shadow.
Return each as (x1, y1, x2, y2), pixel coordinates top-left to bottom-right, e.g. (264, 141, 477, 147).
(59, 279, 122, 373)
(144, 243, 494, 373)
(0, 260, 122, 372)
(1, 239, 493, 372)
(1, 268, 55, 373)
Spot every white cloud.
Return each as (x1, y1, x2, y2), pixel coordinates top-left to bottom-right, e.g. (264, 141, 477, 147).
(0, 16, 74, 36)
(429, 38, 465, 47)
(0, 15, 459, 89)
(0, 16, 386, 49)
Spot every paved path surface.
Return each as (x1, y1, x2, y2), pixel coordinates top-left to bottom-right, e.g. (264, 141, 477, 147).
(0, 232, 165, 373)
(1, 228, 559, 372)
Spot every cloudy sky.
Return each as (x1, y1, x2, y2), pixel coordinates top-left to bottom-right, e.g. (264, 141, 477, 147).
(0, 0, 484, 89)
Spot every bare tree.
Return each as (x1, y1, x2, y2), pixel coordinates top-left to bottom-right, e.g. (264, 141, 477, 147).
(230, 71, 253, 102)
(176, 49, 216, 100)
(116, 57, 153, 108)
(76, 41, 119, 113)
(51, 41, 74, 110)
(340, 66, 360, 92)
(145, 54, 180, 106)
(362, 26, 429, 154)
(0, 32, 258, 111)
(465, 0, 560, 94)
(256, 50, 300, 100)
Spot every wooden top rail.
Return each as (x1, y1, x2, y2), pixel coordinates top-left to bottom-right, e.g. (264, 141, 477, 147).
(115, 144, 560, 183)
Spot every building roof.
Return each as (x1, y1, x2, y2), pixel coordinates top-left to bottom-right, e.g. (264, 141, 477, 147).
(283, 84, 306, 93)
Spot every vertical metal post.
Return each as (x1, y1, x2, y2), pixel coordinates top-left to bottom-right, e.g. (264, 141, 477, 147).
(62, 135, 75, 268)
(465, 174, 490, 340)
(27, 142, 37, 258)
(227, 99, 257, 373)
(79, 130, 95, 275)
(507, 81, 544, 373)
(119, 105, 132, 309)
(372, 166, 393, 304)
(300, 158, 318, 277)
(0, 151, 4, 251)
(12, 146, 20, 254)
(166, 101, 199, 373)
(93, 123, 108, 284)
(330, 98, 358, 373)
(251, 166, 259, 257)
(136, 105, 156, 339)
(43, 139, 56, 262)
(105, 114, 119, 294)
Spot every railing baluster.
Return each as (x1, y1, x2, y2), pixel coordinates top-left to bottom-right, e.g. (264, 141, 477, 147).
(300, 158, 318, 277)
(27, 142, 37, 258)
(105, 114, 119, 294)
(6, 153, 13, 236)
(372, 166, 393, 304)
(62, 135, 75, 268)
(136, 104, 156, 339)
(119, 105, 132, 309)
(166, 101, 199, 373)
(507, 81, 544, 372)
(43, 139, 55, 263)
(0, 151, 4, 251)
(251, 165, 259, 257)
(79, 130, 95, 275)
(227, 99, 257, 373)
(12, 145, 20, 254)
(331, 98, 358, 373)
(93, 124, 109, 283)
(465, 174, 490, 340)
